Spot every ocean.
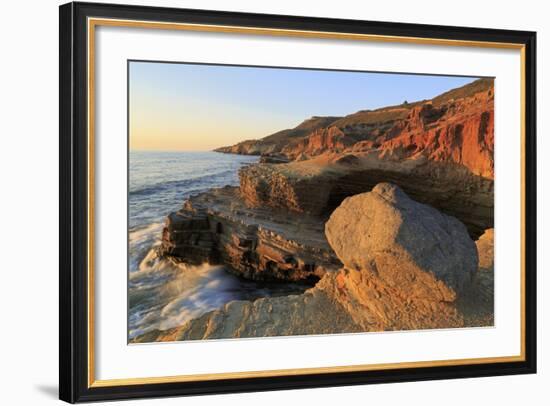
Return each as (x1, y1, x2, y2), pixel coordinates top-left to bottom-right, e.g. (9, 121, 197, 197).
(128, 151, 305, 340)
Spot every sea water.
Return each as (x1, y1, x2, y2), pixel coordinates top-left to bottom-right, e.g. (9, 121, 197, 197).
(128, 151, 307, 340)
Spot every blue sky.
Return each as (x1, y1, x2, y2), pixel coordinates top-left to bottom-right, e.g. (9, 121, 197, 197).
(129, 61, 479, 151)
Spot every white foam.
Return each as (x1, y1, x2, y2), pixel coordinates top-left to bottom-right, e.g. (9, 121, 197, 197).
(129, 258, 243, 338)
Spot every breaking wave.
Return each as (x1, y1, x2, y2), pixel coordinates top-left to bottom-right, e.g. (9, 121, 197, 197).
(127, 151, 308, 340)
(129, 169, 236, 198)
(129, 252, 246, 338)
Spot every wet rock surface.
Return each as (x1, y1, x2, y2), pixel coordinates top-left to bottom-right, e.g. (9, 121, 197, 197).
(159, 186, 340, 283)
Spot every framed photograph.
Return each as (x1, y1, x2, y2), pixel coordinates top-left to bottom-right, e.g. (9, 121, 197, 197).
(59, 2, 537, 403)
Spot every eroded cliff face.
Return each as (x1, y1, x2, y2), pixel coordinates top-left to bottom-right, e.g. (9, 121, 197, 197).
(217, 79, 494, 178)
(280, 92, 494, 179)
(214, 116, 342, 156)
(139, 184, 492, 342)
(367, 91, 494, 178)
(158, 186, 340, 283)
(281, 126, 355, 158)
(229, 80, 494, 238)
(239, 153, 493, 238)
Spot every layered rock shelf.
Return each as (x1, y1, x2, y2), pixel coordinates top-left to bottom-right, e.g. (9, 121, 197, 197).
(158, 185, 340, 283)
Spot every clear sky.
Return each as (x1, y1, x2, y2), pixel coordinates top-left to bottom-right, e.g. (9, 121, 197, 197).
(129, 61, 479, 151)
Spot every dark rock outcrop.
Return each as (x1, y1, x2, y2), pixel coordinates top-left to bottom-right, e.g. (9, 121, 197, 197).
(258, 153, 290, 164)
(159, 186, 340, 283)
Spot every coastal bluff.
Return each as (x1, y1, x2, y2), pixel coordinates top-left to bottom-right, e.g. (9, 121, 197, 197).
(137, 184, 492, 342)
(216, 78, 494, 178)
(218, 78, 494, 237)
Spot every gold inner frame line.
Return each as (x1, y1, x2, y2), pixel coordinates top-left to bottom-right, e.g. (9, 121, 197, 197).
(87, 17, 527, 388)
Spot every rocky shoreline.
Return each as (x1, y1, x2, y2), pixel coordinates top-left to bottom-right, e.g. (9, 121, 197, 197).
(157, 185, 339, 283)
(132, 79, 495, 343)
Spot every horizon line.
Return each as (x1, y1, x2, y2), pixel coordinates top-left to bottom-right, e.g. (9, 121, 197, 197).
(130, 148, 223, 152)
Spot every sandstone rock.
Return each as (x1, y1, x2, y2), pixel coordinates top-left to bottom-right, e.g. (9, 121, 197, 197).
(281, 126, 355, 159)
(214, 139, 263, 155)
(455, 228, 494, 326)
(239, 154, 493, 238)
(218, 80, 494, 238)
(159, 186, 340, 283)
(258, 153, 290, 164)
(158, 286, 361, 341)
(325, 183, 477, 298)
(214, 116, 341, 156)
(238, 163, 337, 214)
(370, 90, 494, 178)
(143, 260, 466, 342)
(217, 79, 494, 180)
(474, 228, 494, 305)
(335, 154, 361, 166)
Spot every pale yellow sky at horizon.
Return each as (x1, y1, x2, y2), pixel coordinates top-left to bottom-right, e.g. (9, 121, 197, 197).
(129, 72, 299, 151)
(129, 129, 268, 151)
(129, 106, 292, 151)
(129, 61, 478, 151)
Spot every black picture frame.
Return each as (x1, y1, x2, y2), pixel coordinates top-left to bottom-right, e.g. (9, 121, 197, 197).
(59, 1, 537, 403)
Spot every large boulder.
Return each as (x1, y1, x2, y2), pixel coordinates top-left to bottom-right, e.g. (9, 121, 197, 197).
(325, 183, 477, 300)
